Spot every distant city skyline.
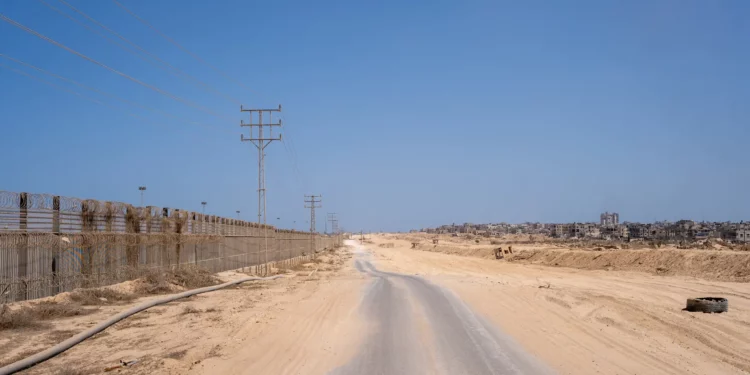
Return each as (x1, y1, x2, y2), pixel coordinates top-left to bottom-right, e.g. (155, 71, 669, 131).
(423, 215, 748, 227)
(419, 217, 750, 243)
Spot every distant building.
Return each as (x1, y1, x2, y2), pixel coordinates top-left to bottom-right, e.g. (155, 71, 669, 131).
(627, 224, 649, 239)
(586, 226, 601, 238)
(600, 212, 619, 226)
(601, 224, 628, 239)
(415, 218, 744, 243)
(676, 220, 695, 230)
(552, 224, 571, 238)
(568, 223, 598, 238)
(737, 229, 750, 243)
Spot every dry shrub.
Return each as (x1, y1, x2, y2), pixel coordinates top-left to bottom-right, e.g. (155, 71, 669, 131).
(181, 306, 201, 315)
(138, 269, 172, 294)
(165, 349, 188, 360)
(490, 240, 503, 245)
(207, 344, 222, 358)
(169, 267, 219, 289)
(288, 263, 309, 272)
(0, 304, 38, 330)
(0, 301, 95, 331)
(138, 267, 219, 295)
(29, 301, 93, 320)
(69, 288, 135, 306)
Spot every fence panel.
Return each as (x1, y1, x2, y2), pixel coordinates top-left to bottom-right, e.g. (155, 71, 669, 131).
(0, 191, 343, 303)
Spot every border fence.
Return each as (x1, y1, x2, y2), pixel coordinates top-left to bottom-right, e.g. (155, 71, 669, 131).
(0, 191, 342, 303)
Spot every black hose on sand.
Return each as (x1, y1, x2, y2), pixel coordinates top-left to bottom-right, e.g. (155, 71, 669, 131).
(0, 275, 284, 375)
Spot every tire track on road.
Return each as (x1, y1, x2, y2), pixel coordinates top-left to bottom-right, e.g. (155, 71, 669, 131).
(332, 245, 552, 375)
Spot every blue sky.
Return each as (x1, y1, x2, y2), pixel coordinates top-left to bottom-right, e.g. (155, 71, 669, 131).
(1, 0, 748, 232)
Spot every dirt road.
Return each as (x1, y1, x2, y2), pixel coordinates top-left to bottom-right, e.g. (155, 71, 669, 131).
(331, 245, 550, 374)
(5, 238, 749, 374)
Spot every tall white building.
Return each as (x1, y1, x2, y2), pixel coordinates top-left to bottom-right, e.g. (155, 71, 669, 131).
(600, 212, 619, 226)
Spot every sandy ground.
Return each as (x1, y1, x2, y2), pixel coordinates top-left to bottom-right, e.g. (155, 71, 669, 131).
(3, 236, 749, 375)
(368, 234, 750, 375)
(1, 249, 367, 375)
(394, 232, 750, 282)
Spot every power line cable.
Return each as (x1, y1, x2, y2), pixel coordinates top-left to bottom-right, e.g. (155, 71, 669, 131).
(1, 62, 234, 141)
(37, 0, 142, 62)
(0, 53, 232, 135)
(85, 0, 308, 186)
(52, 0, 243, 106)
(64, 0, 309, 180)
(279, 113, 308, 188)
(109, 1, 310, 185)
(111, 0, 307, 160)
(111, 0, 265, 98)
(0, 62, 154, 125)
(0, 12, 234, 122)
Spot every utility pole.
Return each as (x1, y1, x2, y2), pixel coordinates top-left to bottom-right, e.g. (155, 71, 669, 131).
(326, 213, 334, 234)
(333, 217, 339, 245)
(327, 212, 339, 234)
(305, 195, 322, 255)
(241, 105, 282, 274)
(327, 213, 340, 247)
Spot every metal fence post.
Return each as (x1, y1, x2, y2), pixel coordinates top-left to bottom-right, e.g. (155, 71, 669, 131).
(143, 206, 152, 267)
(145, 206, 153, 233)
(104, 202, 114, 282)
(80, 200, 97, 285)
(173, 209, 183, 269)
(192, 212, 199, 266)
(51, 196, 61, 295)
(52, 196, 60, 234)
(162, 208, 170, 268)
(16, 192, 29, 301)
(125, 205, 140, 272)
